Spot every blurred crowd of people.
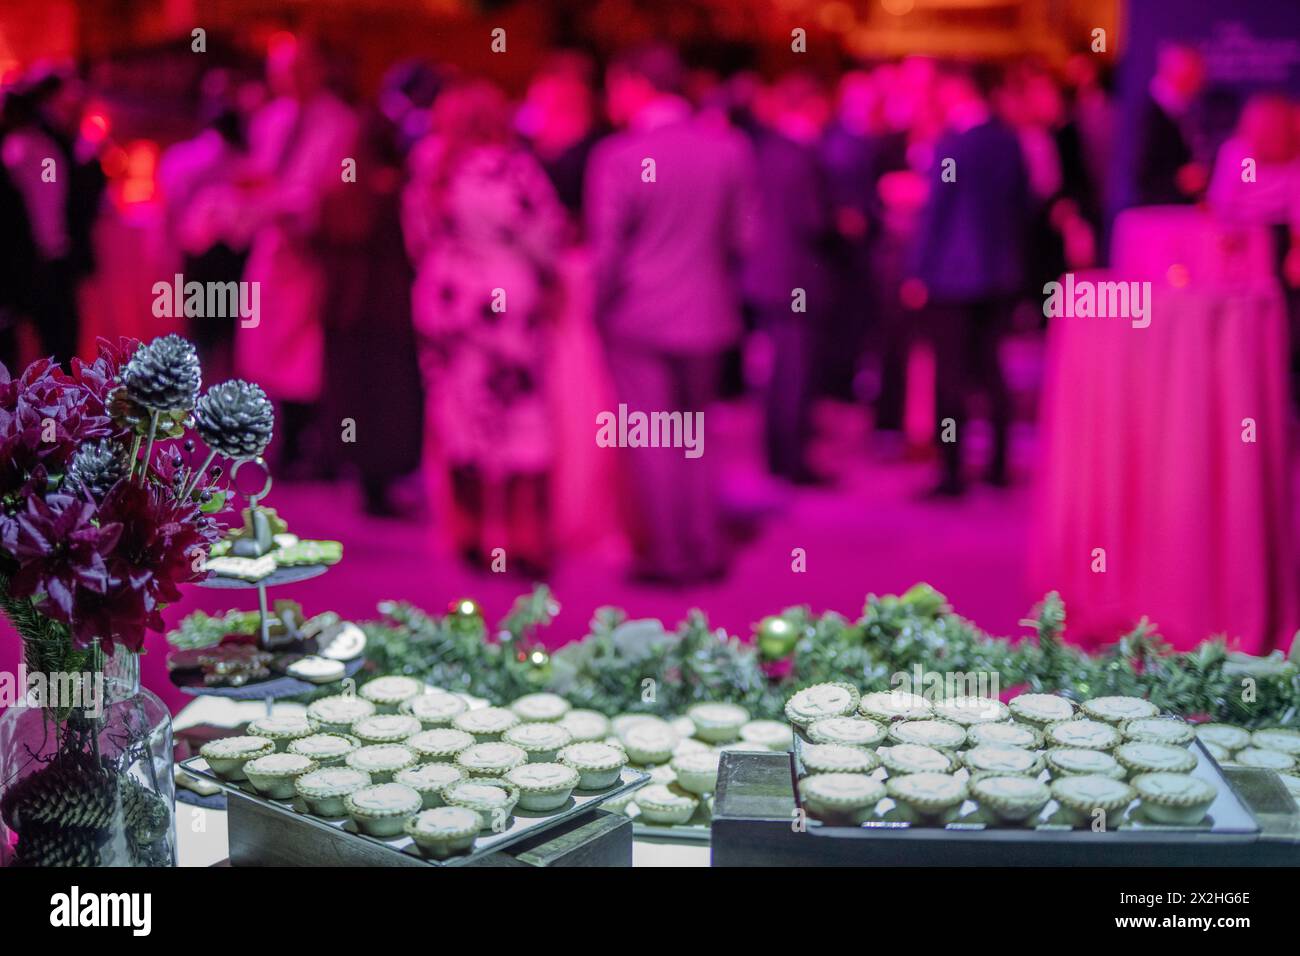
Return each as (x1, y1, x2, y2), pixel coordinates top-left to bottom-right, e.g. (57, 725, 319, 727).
(3, 36, 1299, 584)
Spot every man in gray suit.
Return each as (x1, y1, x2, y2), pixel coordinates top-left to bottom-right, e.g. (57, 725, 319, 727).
(586, 46, 755, 583)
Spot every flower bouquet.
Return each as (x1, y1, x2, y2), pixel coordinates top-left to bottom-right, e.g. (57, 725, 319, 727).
(0, 335, 273, 866)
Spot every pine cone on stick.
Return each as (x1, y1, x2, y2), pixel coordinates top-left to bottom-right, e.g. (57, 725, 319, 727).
(121, 334, 201, 412)
(194, 380, 275, 458)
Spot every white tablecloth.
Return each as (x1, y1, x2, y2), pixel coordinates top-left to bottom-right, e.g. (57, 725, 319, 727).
(1030, 207, 1296, 652)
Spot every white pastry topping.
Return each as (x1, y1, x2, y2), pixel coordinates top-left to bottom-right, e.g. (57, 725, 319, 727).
(688, 703, 748, 725)
(508, 763, 576, 788)
(299, 768, 368, 792)
(349, 783, 420, 812)
(1050, 720, 1119, 748)
(1086, 696, 1157, 720)
(1054, 775, 1132, 804)
(740, 720, 793, 748)
(791, 684, 856, 718)
(1252, 729, 1300, 754)
(882, 743, 952, 773)
(360, 676, 424, 700)
(562, 743, 624, 766)
(637, 783, 697, 807)
(405, 693, 467, 721)
(810, 716, 886, 745)
(1010, 693, 1074, 721)
(674, 750, 721, 773)
(510, 693, 571, 721)
(397, 764, 461, 788)
(250, 715, 312, 735)
(1235, 747, 1295, 769)
(355, 715, 421, 739)
(459, 743, 526, 769)
(559, 710, 611, 741)
(349, 745, 415, 769)
(976, 776, 1046, 799)
(506, 723, 570, 747)
(246, 753, 314, 774)
(893, 720, 966, 748)
(888, 773, 965, 802)
(1125, 718, 1192, 743)
(408, 729, 474, 753)
(204, 736, 271, 756)
(966, 745, 1038, 773)
(802, 744, 874, 772)
(860, 690, 930, 719)
(448, 782, 510, 804)
(1194, 724, 1250, 750)
(290, 735, 356, 757)
(410, 806, 479, 835)
(455, 708, 519, 732)
(309, 696, 374, 723)
(1116, 742, 1194, 769)
(934, 696, 1008, 723)
(621, 722, 677, 752)
(1051, 748, 1119, 773)
(970, 723, 1037, 748)
(1133, 772, 1215, 802)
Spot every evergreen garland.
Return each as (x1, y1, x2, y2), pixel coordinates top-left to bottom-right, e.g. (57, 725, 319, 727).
(280, 583, 1300, 727)
(360, 589, 555, 704)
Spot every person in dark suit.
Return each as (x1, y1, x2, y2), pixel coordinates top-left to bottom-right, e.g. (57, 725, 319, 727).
(910, 62, 1029, 496)
(1135, 42, 1207, 206)
(319, 103, 424, 518)
(586, 46, 755, 582)
(1, 68, 105, 368)
(0, 94, 38, 372)
(820, 70, 907, 409)
(743, 73, 833, 483)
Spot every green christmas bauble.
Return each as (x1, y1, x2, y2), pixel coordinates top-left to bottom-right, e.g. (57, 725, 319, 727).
(757, 615, 799, 660)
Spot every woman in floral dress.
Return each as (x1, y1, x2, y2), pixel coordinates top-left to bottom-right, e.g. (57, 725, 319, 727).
(403, 81, 567, 573)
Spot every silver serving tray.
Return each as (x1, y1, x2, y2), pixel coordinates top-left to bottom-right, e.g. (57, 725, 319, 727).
(180, 755, 649, 867)
(792, 733, 1259, 836)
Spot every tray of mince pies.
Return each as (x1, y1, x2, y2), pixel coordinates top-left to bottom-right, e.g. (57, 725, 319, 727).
(784, 684, 1268, 838)
(595, 704, 794, 841)
(180, 679, 648, 866)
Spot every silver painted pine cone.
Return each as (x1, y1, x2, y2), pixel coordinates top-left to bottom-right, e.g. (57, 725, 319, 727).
(193, 380, 275, 458)
(121, 334, 201, 412)
(64, 440, 127, 499)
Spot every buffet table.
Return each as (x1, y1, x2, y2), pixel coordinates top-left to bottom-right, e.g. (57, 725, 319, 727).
(172, 697, 710, 867)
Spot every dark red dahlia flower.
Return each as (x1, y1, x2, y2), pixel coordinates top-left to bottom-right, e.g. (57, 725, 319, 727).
(69, 575, 152, 652)
(99, 478, 215, 600)
(57, 336, 142, 437)
(0, 357, 115, 496)
(7, 493, 122, 620)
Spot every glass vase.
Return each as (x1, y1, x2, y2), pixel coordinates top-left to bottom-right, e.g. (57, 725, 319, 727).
(0, 643, 176, 867)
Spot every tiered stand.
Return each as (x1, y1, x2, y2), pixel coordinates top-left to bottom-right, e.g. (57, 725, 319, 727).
(177, 460, 358, 713)
(186, 564, 360, 715)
